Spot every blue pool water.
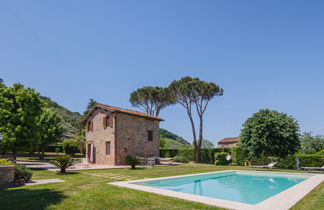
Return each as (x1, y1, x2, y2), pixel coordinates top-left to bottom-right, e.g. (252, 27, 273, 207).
(136, 171, 311, 205)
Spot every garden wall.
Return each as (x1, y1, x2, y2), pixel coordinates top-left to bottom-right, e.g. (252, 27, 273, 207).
(0, 165, 15, 188)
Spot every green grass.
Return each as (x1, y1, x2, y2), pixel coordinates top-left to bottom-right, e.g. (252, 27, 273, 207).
(0, 164, 323, 210)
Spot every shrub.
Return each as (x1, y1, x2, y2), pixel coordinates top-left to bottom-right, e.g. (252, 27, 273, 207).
(214, 152, 230, 165)
(47, 143, 64, 153)
(201, 149, 214, 164)
(63, 140, 79, 156)
(297, 154, 324, 167)
(316, 150, 324, 155)
(160, 149, 178, 158)
(229, 163, 237, 166)
(173, 156, 189, 163)
(52, 155, 73, 174)
(0, 158, 12, 165)
(125, 155, 140, 169)
(178, 149, 195, 161)
(231, 147, 244, 166)
(14, 163, 33, 182)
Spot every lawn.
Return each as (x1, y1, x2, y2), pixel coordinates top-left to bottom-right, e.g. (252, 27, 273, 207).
(0, 164, 323, 210)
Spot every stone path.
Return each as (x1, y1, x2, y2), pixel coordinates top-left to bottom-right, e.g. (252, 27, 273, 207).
(26, 179, 65, 186)
(90, 173, 136, 181)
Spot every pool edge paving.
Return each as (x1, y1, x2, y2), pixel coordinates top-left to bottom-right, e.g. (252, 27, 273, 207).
(108, 170, 324, 210)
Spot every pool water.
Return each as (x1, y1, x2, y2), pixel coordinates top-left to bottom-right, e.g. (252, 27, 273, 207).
(136, 171, 311, 205)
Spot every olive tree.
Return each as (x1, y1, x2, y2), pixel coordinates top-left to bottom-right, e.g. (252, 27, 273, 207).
(169, 76, 223, 162)
(0, 83, 43, 159)
(130, 86, 174, 117)
(240, 109, 300, 158)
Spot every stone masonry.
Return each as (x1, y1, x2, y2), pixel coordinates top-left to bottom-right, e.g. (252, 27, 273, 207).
(85, 104, 162, 165)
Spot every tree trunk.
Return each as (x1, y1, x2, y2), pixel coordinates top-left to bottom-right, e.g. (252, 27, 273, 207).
(39, 146, 45, 160)
(61, 167, 66, 174)
(195, 114, 203, 163)
(131, 164, 136, 169)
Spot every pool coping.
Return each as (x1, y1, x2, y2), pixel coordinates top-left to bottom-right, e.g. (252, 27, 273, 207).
(108, 170, 324, 210)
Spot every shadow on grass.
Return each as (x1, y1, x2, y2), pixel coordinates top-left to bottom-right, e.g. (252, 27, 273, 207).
(0, 188, 66, 210)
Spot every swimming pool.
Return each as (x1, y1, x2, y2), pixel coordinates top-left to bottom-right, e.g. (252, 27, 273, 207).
(136, 171, 310, 205)
(110, 170, 324, 209)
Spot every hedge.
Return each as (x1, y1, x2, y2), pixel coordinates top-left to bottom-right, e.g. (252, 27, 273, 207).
(214, 152, 230, 165)
(46, 144, 64, 153)
(159, 149, 179, 158)
(177, 148, 230, 163)
(230, 146, 324, 169)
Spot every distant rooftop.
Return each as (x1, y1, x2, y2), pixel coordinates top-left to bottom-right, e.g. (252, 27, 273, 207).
(218, 137, 240, 144)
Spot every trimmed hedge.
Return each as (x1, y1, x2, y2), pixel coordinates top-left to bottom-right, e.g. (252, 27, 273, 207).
(160, 149, 179, 158)
(177, 148, 230, 163)
(214, 152, 230, 165)
(46, 144, 64, 153)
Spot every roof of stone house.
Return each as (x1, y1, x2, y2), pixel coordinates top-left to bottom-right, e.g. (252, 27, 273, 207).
(83, 103, 164, 122)
(218, 137, 240, 144)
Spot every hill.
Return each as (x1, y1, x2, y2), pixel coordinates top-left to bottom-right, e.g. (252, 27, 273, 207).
(159, 128, 192, 149)
(41, 96, 83, 135)
(41, 96, 190, 149)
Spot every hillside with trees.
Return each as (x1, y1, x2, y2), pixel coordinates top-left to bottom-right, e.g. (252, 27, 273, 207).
(41, 96, 82, 135)
(159, 128, 192, 149)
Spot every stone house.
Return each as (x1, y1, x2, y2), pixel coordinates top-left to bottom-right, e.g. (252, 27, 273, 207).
(218, 137, 240, 148)
(83, 103, 163, 165)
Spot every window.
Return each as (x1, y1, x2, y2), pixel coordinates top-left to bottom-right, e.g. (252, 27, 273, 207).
(148, 130, 153, 141)
(103, 115, 113, 129)
(106, 142, 111, 155)
(87, 121, 93, 132)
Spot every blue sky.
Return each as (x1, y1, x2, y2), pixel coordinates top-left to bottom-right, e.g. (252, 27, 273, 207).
(1, 1, 324, 144)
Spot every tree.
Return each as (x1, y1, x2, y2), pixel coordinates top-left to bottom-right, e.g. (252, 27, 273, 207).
(201, 139, 214, 149)
(0, 78, 4, 86)
(299, 132, 324, 154)
(38, 108, 64, 159)
(240, 109, 300, 158)
(130, 86, 174, 117)
(0, 83, 43, 159)
(83, 99, 97, 116)
(169, 76, 223, 162)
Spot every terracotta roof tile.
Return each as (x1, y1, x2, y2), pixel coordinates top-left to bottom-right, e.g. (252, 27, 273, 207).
(84, 103, 164, 122)
(218, 137, 240, 144)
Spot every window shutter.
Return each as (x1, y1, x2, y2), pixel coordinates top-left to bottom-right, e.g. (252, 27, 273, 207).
(103, 116, 107, 129)
(91, 121, 93, 131)
(109, 114, 113, 128)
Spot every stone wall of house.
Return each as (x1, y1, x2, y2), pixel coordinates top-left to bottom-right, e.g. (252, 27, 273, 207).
(0, 165, 15, 189)
(115, 113, 160, 165)
(85, 109, 116, 165)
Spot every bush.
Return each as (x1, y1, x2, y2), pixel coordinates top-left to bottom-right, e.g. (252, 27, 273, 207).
(52, 155, 73, 174)
(0, 158, 12, 165)
(63, 140, 79, 156)
(214, 152, 230, 165)
(160, 149, 178, 158)
(229, 163, 237, 166)
(230, 147, 244, 166)
(173, 156, 189, 163)
(14, 163, 33, 182)
(125, 155, 140, 169)
(46, 143, 64, 153)
(297, 154, 324, 167)
(316, 150, 324, 155)
(178, 149, 195, 161)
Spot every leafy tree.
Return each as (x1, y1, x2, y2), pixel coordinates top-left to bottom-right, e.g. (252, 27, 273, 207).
(299, 132, 324, 154)
(160, 137, 166, 149)
(201, 139, 214, 149)
(0, 78, 4, 86)
(169, 76, 223, 162)
(130, 86, 174, 117)
(240, 109, 300, 158)
(38, 108, 64, 159)
(0, 83, 43, 159)
(83, 99, 97, 116)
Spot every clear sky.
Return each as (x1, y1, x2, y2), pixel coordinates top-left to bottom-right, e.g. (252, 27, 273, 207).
(1, 1, 324, 145)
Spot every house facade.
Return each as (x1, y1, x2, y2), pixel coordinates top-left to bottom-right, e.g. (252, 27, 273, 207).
(218, 137, 240, 148)
(83, 103, 163, 165)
